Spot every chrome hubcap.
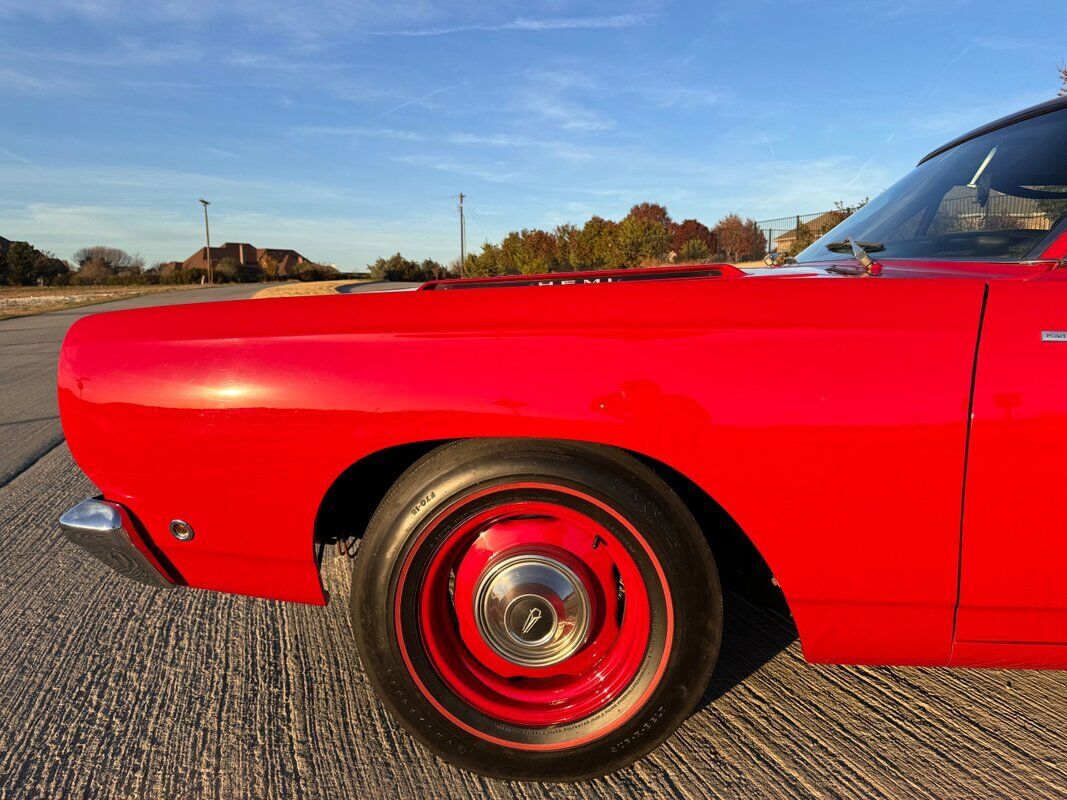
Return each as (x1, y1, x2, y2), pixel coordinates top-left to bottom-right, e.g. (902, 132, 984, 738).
(473, 553, 590, 667)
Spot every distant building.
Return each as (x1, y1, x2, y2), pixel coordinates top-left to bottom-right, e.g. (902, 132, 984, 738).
(0, 236, 11, 258)
(256, 248, 311, 277)
(180, 242, 312, 277)
(773, 211, 847, 253)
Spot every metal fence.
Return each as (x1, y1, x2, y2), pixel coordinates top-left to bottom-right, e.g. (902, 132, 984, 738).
(755, 210, 853, 259)
(926, 193, 1063, 234)
(757, 194, 1065, 259)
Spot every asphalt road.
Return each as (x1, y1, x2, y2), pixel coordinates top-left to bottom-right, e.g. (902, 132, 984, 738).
(0, 284, 262, 488)
(336, 280, 422, 293)
(1, 289, 1065, 798)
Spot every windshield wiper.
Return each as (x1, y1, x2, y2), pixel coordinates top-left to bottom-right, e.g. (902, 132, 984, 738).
(826, 237, 883, 276)
(824, 239, 885, 253)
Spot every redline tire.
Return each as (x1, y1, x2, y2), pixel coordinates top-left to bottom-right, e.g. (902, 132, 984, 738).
(350, 440, 722, 781)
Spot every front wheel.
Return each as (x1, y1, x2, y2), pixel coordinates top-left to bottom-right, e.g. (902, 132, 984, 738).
(351, 440, 721, 781)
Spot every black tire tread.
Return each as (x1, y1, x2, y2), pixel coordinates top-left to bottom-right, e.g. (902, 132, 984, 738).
(350, 438, 721, 781)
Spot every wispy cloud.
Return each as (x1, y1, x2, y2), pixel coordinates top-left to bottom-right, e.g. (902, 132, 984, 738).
(651, 85, 722, 109)
(296, 125, 428, 141)
(445, 132, 588, 159)
(224, 51, 302, 72)
(4, 38, 195, 67)
(715, 155, 890, 216)
(0, 162, 348, 211)
(0, 0, 127, 21)
(221, 50, 347, 74)
(294, 125, 591, 160)
(121, 79, 203, 93)
(0, 4, 653, 41)
(390, 154, 519, 183)
(550, 150, 886, 223)
(971, 34, 1030, 51)
(376, 14, 653, 37)
(0, 67, 79, 94)
(511, 69, 615, 132)
(0, 1, 441, 46)
(504, 15, 651, 31)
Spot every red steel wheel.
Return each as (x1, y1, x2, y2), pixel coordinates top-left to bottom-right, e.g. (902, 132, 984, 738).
(352, 440, 722, 781)
(404, 488, 663, 730)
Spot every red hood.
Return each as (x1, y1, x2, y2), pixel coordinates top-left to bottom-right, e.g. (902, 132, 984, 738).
(418, 259, 1063, 290)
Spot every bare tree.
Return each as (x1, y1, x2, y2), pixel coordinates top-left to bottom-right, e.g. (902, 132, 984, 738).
(72, 246, 145, 272)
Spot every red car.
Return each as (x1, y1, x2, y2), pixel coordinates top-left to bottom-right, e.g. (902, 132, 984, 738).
(58, 96, 1067, 780)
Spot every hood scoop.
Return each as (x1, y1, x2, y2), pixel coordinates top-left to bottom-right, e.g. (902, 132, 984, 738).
(420, 263, 746, 291)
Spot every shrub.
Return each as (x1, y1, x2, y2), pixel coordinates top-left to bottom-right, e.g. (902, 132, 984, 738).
(678, 238, 711, 263)
(259, 253, 280, 280)
(163, 267, 208, 284)
(367, 253, 438, 281)
(214, 256, 263, 283)
(294, 262, 340, 282)
(213, 256, 240, 282)
(74, 258, 114, 284)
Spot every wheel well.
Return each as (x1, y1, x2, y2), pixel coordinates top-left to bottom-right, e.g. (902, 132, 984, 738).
(627, 452, 789, 615)
(314, 438, 787, 614)
(315, 440, 451, 550)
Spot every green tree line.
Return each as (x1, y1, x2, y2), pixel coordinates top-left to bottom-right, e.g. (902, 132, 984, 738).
(367, 204, 767, 280)
(463, 204, 766, 277)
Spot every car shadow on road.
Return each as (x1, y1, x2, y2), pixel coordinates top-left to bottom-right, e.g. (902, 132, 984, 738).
(695, 591, 799, 713)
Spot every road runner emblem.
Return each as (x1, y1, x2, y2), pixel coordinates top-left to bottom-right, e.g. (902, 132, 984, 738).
(1041, 331, 1067, 342)
(521, 607, 542, 635)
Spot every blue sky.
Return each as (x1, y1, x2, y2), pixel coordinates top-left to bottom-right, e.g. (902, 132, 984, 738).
(1, 1, 1063, 269)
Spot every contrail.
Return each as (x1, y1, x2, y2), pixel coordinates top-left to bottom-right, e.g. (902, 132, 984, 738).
(0, 146, 32, 165)
(374, 84, 462, 119)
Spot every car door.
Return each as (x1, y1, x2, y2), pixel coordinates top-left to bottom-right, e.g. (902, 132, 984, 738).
(958, 280, 1067, 645)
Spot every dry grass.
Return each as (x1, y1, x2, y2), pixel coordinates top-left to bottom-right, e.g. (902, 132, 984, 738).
(0, 284, 202, 321)
(0, 280, 373, 320)
(253, 280, 370, 299)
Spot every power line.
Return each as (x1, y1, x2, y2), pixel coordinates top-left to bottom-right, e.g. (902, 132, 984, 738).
(457, 192, 466, 276)
(467, 205, 495, 246)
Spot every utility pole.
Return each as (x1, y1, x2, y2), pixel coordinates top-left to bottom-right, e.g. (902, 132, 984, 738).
(198, 198, 214, 284)
(458, 192, 466, 276)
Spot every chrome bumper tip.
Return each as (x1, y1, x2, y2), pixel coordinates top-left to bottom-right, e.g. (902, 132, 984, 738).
(59, 499, 173, 589)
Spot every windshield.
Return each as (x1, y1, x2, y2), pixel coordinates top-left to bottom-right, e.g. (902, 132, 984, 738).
(796, 107, 1067, 262)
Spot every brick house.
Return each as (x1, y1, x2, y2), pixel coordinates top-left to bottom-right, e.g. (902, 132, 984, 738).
(180, 242, 311, 277)
(256, 248, 310, 277)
